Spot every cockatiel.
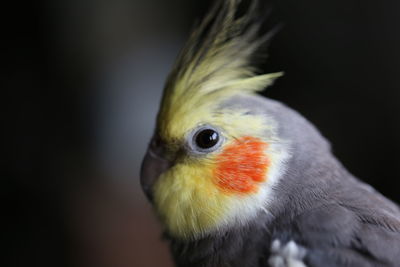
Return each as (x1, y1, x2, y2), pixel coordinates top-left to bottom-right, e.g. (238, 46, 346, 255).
(140, 0, 400, 266)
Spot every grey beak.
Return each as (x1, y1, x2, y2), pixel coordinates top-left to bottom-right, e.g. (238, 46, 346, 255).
(140, 146, 172, 201)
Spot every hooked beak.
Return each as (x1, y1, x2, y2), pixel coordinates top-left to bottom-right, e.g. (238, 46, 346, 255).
(140, 142, 172, 201)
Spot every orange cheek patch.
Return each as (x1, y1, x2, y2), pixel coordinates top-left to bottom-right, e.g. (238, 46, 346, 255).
(213, 136, 270, 194)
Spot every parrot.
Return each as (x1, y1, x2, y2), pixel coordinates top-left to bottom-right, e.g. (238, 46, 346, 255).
(140, 0, 400, 266)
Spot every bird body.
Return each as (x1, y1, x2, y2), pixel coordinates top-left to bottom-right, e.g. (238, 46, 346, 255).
(140, 1, 400, 266)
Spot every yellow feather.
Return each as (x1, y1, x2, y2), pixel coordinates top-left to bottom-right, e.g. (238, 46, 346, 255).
(157, 0, 282, 141)
(153, 111, 272, 239)
(154, 161, 229, 239)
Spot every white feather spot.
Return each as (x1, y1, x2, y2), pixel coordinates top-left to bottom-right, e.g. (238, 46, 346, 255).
(268, 239, 307, 267)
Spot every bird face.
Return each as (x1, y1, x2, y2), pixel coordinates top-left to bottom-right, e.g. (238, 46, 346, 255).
(141, 96, 291, 240)
(140, 0, 290, 240)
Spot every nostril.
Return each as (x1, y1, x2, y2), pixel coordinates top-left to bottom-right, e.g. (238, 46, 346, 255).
(150, 135, 163, 150)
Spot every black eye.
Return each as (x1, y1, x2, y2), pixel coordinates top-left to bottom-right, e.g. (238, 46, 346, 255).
(195, 129, 220, 149)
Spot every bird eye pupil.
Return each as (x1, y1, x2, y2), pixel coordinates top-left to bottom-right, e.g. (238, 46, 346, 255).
(195, 129, 219, 149)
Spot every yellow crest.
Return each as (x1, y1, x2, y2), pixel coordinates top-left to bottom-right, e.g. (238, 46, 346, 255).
(157, 0, 282, 141)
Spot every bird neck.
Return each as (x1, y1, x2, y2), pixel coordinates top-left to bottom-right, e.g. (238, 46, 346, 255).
(167, 215, 272, 267)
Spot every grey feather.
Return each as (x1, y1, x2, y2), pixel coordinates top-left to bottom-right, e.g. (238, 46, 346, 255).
(162, 94, 400, 267)
(140, 1, 400, 265)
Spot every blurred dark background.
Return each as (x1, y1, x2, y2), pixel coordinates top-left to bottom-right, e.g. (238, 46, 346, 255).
(3, 0, 399, 266)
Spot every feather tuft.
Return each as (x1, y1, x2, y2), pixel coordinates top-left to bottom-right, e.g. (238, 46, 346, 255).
(157, 0, 282, 139)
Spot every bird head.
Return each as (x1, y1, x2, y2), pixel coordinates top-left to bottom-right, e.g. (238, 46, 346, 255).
(141, 0, 304, 240)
